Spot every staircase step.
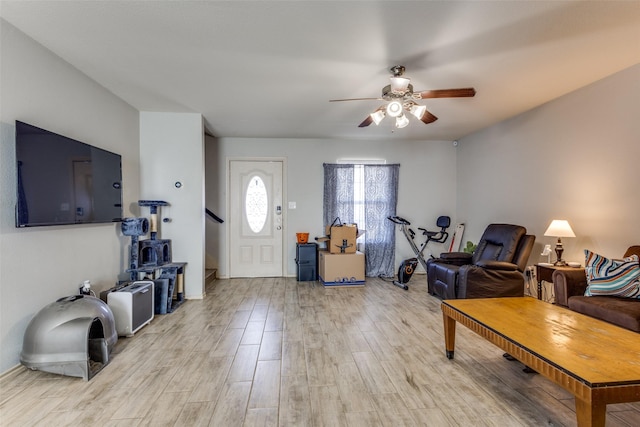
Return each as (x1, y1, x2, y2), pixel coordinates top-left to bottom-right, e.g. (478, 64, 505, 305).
(205, 268, 217, 284)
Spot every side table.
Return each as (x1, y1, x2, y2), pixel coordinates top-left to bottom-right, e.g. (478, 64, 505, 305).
(535, 263, 581, 301)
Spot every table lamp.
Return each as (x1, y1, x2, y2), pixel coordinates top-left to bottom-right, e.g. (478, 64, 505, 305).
(543, 220, 575, 266)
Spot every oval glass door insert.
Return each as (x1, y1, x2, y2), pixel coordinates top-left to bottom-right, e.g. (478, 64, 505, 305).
(245, 175, 268, 233)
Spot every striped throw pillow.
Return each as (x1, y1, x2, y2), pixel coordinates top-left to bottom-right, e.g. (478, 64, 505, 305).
(584, 250, 640, 298)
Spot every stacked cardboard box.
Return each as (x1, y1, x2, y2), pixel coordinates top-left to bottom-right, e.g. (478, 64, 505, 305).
(318, 250, 365, 287)
(317, 222, 365, 286)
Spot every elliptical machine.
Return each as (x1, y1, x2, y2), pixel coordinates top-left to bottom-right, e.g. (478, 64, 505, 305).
(386, 215, 451, 290)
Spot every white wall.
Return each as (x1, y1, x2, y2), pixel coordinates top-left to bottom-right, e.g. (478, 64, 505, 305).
(206, 138, 458, 278)
(456, 64, 640, 264)
(139, 112, 205, 298)
(0, 20, 140, 373)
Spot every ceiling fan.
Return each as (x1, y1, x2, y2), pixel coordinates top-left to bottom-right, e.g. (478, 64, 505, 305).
(330, 65, 476, 128)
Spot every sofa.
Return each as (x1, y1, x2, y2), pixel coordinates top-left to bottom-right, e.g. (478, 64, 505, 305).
(553, 245, 640, 332)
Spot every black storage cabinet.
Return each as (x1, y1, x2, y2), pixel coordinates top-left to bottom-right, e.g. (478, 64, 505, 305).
(296, 243, 317, 281)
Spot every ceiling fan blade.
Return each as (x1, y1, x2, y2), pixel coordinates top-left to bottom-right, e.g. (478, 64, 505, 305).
(417, 88, 476, 99)
(358, 116, 374, 127)
(329, 97, 381, 102)
(420, 110, 438, 124)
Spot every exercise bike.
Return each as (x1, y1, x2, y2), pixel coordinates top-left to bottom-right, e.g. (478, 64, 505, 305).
(385, 215, 451, 290)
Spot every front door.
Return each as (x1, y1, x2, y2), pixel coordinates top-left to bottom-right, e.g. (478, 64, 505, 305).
(229, 160, 284, 277)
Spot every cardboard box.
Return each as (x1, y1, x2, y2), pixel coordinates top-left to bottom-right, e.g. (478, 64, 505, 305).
(325, 223, 359, 254)
(318, 250, 365, 287)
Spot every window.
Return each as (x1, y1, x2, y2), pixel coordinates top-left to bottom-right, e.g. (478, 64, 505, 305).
(245, 175, 268, 233)
(353, 165, 365, 246)
(324, 162, 398, 277)
(338, 160, 386, 247)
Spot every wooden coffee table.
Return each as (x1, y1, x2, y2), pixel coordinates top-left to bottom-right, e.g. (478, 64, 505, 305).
(441, 297, 640, 427)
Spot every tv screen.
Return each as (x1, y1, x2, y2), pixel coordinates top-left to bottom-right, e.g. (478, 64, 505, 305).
(15, 120, 123, 227)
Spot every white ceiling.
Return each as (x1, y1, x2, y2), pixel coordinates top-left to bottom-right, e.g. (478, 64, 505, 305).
(1, 1, 639, 141)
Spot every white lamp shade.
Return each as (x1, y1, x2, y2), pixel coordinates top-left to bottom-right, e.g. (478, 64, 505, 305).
(390, 76, 410, 92)
(410, 104, 427, 120)
(395, 114, 409, 128)
(544, 220, 576, 238)
(370, 110, 385, 125)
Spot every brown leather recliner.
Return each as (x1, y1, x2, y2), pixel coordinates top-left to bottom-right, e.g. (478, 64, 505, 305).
(427, 224, 536, 299)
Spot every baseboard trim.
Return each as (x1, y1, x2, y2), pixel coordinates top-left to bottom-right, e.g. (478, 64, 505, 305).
(0, 363, 24, 380)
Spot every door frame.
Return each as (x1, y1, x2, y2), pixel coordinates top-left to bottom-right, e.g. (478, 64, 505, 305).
(226, 156, 288, 278)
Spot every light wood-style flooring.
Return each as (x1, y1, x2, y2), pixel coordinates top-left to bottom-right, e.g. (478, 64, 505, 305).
(1, 276, 639, 426)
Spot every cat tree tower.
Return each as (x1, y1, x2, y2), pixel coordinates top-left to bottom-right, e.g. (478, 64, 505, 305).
(121, 200, 187, 314)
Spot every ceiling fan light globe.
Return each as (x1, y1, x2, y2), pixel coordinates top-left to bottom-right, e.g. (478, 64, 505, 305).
(390, 76, 410, 93)
(370, 110, 385, 125)
(386, 100, 403, 117)
(395, 114, 409, 128)
(410, 104, 427, 120)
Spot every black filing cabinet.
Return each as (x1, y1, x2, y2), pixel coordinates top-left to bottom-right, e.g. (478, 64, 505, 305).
(296, 243, 317, 281)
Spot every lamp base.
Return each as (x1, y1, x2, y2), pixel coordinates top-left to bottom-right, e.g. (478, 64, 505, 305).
(554, 241, 566, 266)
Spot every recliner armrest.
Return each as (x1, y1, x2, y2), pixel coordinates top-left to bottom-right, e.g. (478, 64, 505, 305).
(475, 260, 518, 271)
(552, 269, 587, 307)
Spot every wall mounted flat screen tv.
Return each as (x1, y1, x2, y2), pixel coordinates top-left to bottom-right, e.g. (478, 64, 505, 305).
(15, 120, 123, 227)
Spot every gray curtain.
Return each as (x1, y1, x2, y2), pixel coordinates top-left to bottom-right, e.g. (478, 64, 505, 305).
(323, 163, 399, 277)
(323, 163, 354, 225)
(364, 164, 399, 277)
